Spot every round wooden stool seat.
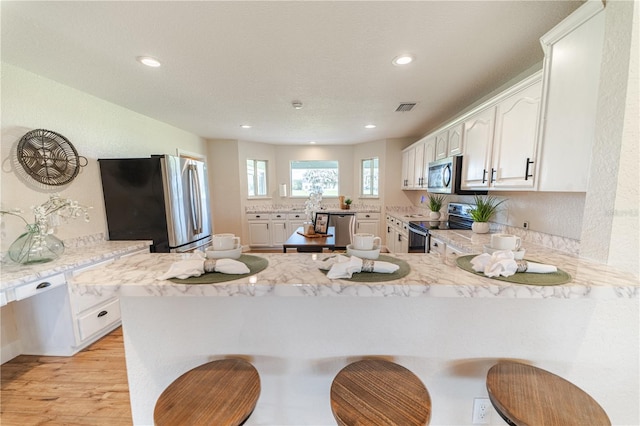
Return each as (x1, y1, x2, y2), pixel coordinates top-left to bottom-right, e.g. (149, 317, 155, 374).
(486, 362, 610, 426)
(330, 359, 431, 426)
(154, 358, 260, 426)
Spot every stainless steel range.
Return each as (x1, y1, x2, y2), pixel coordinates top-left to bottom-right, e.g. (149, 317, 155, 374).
(408, 202, 475, 253)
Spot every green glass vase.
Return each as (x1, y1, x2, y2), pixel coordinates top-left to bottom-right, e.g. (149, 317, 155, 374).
(8, 224, 65, 264)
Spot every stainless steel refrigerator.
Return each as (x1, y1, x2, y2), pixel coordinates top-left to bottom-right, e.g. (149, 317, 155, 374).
(98, 155, 212, 253)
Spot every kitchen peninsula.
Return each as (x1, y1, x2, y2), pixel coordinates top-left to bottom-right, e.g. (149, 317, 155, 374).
(71, 247, 638, 425)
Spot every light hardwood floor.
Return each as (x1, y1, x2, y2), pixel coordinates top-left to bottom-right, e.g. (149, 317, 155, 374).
(1, 327, 132, 425)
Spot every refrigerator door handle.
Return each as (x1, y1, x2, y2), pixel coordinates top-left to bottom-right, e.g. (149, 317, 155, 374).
(188, 163, 203, 234)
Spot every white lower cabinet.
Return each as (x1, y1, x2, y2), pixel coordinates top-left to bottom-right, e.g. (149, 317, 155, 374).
(247, 214, 271, 247)
(356, 212, 380, 236)
(287, 213, 306, 233)
(385, 215, 408, 253)
(6, 247, 147, 358)
(270, 213, 289, 246)
(77, 298, 121, 341)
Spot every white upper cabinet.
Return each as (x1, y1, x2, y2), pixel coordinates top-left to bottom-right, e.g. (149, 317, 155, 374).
(447, 124, 463, 157)
(460, 107, 495, 190)
(412, 142, 425, 188)
(401, 149, 414, 189)
(492, 78, 542, 189)
(461, 73, 542, 191)
(435, 130, 449, 160)
(536, 0, 605, 191)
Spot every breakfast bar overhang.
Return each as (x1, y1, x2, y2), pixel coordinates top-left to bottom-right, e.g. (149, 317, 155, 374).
(72, 252, 639, 426)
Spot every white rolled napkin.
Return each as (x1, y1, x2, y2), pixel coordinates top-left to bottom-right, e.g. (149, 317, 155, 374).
(470, 250, 556, 278)
(324, 255, 399, 279)
(158, 258, 249, 280)
(158, 259, 205, 280)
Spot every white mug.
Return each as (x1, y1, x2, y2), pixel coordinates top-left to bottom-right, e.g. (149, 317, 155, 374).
(352, 233, 382, 250)
(211, 233, 240, 251)
(491, 233, 522, 251)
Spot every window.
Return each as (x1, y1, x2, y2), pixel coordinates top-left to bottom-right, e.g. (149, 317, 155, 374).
(247, 159, 268, 197)
(361, 157, 379, 197)
(290, 160, 339, 197)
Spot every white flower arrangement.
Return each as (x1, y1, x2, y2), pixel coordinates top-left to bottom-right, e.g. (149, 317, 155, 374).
(0, 194, 91, 236)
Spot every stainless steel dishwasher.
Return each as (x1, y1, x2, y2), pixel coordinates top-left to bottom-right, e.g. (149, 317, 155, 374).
(328, 213, 355, 249)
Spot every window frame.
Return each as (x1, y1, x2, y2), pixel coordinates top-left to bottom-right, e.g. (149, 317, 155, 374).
(360, 157, 379, 198)
(247, 159, 269, 198)
(289, 160, 340, 198)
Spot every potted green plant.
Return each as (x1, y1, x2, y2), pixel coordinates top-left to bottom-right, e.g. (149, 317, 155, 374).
(468, 194, 506, 233)
(344, 198, 352, 210)
(427, 194, 446, 220)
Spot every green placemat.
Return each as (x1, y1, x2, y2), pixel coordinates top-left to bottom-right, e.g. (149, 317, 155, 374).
(169, 254, 268, 284)
(456, 255, 572, 286)
(319, 254, 411, 282)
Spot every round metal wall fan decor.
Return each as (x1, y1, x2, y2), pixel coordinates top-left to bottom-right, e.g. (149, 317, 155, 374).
(17, 129, 88, 186)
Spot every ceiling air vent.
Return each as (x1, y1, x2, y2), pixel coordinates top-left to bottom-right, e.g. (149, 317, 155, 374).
(396, 102, 417, 112)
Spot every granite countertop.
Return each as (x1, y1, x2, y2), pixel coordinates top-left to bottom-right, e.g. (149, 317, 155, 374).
(1, 239, 152, 291)
(70, 247, 639, 299)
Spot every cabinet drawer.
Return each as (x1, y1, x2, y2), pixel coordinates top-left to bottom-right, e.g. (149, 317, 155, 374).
(357, 212, 380, 220)
(246, 213, 269, 220)
(14, 273, 66, 301)
(270, 213, 287, 220)
(287, 212, 305, 220)
(430, 238, 446, 255)
(78, 298, 120, 341)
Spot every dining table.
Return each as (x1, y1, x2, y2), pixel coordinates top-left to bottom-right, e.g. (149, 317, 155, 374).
(282, 226, 336, 253)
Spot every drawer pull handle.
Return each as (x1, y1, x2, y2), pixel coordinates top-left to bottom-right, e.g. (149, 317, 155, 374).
(36, 282, 51, 290)
(97, 310, 109, 318)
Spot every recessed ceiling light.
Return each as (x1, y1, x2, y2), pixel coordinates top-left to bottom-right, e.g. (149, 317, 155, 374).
(240, 124, 252, 129)
(392, 54, 414, 66)
(292, 101, 303, 110)
(365, 124, 377, 129)
(309, 141, 316, 144)
(137, 56, 161, 67)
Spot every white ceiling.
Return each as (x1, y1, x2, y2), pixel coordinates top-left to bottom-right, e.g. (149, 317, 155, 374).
(1, 1, 583, 145)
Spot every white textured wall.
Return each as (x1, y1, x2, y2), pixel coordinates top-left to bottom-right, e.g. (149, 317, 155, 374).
(608, 0, 639, 274)
(580, 0, 639, 275)
(0, 64, 207, 251)
(207, 139, 243, 237)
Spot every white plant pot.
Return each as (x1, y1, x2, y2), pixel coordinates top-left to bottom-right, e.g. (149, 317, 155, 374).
(429, 211, 441, 220)
(472, 222, 490, 234)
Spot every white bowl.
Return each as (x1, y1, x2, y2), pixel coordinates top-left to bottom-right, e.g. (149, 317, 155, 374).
(206, 246, 242, 260)
(346, 244, 381, 260)
(483, 244, 526, 260)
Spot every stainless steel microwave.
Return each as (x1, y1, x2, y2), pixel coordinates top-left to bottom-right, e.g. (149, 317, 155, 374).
(427, 156, 458, 194)
(427, 156, 486, 195)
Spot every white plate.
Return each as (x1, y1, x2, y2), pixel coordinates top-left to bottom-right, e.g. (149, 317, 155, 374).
(346, 244, 381, 260)
(483, 244, 526, 260)
(206, 246, 242, 259)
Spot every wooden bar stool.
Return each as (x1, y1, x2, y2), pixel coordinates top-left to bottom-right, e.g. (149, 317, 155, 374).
(330, 359, 431, 426)
(154, 358, 260, 426)
(486, 361, 610, 426)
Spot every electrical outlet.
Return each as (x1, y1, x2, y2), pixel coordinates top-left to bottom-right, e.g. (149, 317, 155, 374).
(523, 221, 529, 229)
(472, 397, 491, 424)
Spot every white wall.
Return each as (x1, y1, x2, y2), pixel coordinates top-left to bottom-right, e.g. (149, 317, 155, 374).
(580, 0, 639, 275)
(0, 64, 207, 251)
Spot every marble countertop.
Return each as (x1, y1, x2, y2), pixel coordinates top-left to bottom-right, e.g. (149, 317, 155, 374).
(1, 239, 152, 291)
(70, 245, 639, 299)
(245, 205, 381, 214)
